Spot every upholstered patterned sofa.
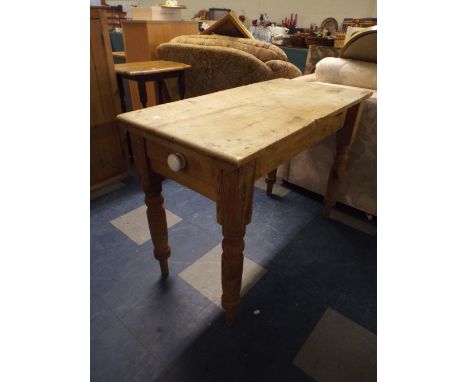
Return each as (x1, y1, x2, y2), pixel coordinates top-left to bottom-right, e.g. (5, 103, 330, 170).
(278, 28, 377, 216)
(157, 34, 302, 99)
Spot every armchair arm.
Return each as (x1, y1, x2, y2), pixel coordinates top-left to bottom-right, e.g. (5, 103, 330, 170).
(292, 73, 317, 82)
(315, 57, 377, 90)
(265, 60, 302, 80)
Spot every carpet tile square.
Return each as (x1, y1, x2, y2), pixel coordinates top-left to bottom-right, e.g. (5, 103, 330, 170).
(329, 209, 376, 236)
(110, 205, 182, 245)
(179, 243, 267, 308)
(294, 308, 376, 382)
(91, 318, 159, 382)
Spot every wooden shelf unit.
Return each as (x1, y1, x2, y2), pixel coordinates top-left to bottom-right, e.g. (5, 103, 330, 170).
(106, 8, 127, 29)
(90, 6, 130, 191)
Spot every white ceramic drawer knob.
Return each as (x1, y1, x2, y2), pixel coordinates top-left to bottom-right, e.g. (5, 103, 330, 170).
(167, 153, 186, 172)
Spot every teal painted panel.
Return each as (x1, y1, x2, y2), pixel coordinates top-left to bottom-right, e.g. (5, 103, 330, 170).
(109, 31, 124, 52)
(280, 46, 308, 74)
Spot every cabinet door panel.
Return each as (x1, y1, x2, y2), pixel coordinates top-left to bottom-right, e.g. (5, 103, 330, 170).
(90, 7, 129, 190)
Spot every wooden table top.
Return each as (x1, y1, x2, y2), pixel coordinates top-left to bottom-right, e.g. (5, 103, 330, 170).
(117, 79, 372, 166)
(114, 60, 191, 76)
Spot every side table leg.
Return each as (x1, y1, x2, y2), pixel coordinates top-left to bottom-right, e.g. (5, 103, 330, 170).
(155, 80, 164, 105)
(265, 168, 277, 196)
(178, 71, 186, 100)
(217, 164, 255, 326)
(116, 74, 127, 113)
(324, 102, 364, 217)
(130, 134, 171, 277)
(137, 79, 148, 109)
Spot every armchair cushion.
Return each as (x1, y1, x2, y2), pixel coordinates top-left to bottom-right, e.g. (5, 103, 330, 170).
(292, 73, 317, 82)
(266, 60, 302, 79)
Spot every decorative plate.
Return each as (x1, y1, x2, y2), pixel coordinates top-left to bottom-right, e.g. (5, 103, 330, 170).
(320, 17, 339, 35)
(160, 4, 187, 9)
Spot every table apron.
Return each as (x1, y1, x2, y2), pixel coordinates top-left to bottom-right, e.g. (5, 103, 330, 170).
(141, 107, 349, 199)
(117, 71, 185, 82)
(145, 138, 222, 201)
(254, 110, 347, 178)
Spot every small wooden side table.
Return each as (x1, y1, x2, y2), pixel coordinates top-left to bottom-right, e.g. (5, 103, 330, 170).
(114, 60, 191, 112)
(112, 51, 126, 62)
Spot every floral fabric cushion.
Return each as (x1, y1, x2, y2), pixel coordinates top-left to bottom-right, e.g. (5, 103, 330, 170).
(158, 36, 301, 100)
(158, 44, 274, 98)
(170, 34, 288, 63)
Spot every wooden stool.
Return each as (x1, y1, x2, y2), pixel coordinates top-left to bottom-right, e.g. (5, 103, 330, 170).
(114, 60, 191, 111)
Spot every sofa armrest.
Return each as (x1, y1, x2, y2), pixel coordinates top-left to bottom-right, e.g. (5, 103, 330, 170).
(292, 73, 317, 82)
(265, 60, 302, 79)
(315, 57, 377, 90)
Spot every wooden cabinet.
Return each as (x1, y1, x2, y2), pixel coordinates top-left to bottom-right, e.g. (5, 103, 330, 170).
(90, 6, 130, 191)
(122, 20, 199, 109)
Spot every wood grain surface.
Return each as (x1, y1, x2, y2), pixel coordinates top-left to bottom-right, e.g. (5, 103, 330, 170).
(114, 60, 191, 76)
(117, 79, 371, 167)
(112, 51, 126, 60)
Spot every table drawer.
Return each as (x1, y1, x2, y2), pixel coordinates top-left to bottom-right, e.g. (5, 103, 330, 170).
(145, 138, 220, 201)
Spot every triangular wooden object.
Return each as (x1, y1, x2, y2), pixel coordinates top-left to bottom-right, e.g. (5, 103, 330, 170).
(201, 11, 254, 39)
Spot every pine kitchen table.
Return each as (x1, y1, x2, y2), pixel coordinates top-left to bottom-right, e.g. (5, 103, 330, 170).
(116, 79, 372, 326)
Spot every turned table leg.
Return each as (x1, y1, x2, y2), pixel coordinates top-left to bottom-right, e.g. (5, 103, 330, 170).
(324, 103, 364, 217)
(130, 134, 171, 277)
(265, 168, 277, 196)
(221, 225, 246, 326)
(217, 164, 255, 326)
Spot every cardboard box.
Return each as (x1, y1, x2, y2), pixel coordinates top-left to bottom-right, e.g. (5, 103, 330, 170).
(132, 6, 182, 21)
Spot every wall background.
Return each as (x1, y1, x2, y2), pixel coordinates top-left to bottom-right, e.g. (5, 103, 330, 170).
(118, 0, 377, 28)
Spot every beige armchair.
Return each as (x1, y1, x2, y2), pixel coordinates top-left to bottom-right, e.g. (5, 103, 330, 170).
(278, 27, 377, 216)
